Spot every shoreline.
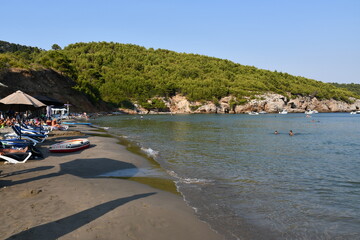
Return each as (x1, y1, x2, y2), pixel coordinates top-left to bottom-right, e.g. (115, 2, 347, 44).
(0, 124, 223, 240)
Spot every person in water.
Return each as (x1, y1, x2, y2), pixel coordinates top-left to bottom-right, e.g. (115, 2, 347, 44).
(274, 130, 279, 135)
(289, 130, 294, 136)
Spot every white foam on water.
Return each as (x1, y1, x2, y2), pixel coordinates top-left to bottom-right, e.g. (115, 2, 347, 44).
(167, 170, 213, 185)
(141, 147, 159, 158)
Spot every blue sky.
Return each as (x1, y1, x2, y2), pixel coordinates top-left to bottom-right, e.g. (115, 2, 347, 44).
(2, 0, 359, 83)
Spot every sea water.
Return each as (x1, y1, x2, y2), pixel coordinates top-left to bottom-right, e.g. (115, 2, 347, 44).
(91, 113, 360, 240)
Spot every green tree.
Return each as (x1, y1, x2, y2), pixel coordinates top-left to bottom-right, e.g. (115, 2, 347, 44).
(51, 44, 62, 50)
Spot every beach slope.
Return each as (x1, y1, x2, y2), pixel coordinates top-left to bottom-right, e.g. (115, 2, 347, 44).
(0, 126, 222, 240)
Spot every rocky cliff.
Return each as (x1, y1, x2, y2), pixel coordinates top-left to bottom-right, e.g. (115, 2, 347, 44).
(232, 93, 360, 113)
(135, 93, 360, 114)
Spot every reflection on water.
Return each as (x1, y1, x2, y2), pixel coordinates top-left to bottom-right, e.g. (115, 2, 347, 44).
(93, 113, 360, 239)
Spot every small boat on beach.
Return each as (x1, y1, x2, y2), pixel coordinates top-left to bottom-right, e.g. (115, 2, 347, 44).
(49, 138, 90, 153)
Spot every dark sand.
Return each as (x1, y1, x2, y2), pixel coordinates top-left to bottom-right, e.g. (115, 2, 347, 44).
(0, 125, 222, 240)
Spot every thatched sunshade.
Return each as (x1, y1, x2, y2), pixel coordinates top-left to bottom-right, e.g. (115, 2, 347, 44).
(0, 90, 46, 112)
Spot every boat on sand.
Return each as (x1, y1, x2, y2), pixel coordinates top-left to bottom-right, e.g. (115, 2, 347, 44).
(49, 138, 90, 153)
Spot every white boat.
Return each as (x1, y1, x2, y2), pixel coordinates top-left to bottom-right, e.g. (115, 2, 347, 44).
(259, 111, 267, 114)
(305, 110, 318, 114)
(350, 111, 360, 114)
(279, 109, 288, 114)
(248, 111, 259, 115)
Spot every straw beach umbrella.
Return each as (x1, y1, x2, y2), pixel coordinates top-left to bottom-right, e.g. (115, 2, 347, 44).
(0, 90, 46, 138)
(0, 90, 46, 112)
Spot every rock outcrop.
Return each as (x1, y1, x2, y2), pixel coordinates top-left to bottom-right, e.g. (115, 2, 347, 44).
(132, 93, 360, 114)
(169, 95, 192, 113)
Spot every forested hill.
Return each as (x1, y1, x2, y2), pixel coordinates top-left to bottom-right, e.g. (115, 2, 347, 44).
(330, 83, 360, 96)
(0, 40, 41, 54)
(1, 40, 359, 109)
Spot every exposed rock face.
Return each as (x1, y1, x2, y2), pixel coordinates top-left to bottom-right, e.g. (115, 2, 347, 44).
(0, 68, 110, 112)
(234, 94, 288, 113)
(168, 95, 192, 113)
(140, 93, 360, 114)
(286, 96, 360, 113)
(219, 96, 232, 113)
(195, 102, 217, 113)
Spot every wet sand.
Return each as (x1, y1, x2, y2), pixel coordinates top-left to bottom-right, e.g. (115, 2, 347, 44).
(0, 125, 223, 240)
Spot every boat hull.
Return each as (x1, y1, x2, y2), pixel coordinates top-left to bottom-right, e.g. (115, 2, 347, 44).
(49, 139, 90, 153)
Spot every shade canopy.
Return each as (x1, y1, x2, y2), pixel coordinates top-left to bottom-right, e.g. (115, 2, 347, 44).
(0, 90, 46, 112)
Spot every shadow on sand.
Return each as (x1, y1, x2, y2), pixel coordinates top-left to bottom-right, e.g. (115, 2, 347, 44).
(0, 166, 54, 179)
(1, 158, 138, 187)
(2, 158, 152, 240)
(6, 192, 156, 240)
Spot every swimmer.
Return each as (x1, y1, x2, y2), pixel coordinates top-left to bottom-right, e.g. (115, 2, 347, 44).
(274, 130, 279, 135)
(289, 130, 294, 136)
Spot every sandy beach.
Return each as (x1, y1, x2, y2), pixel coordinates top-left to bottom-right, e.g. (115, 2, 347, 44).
(0, 125, 223, 240)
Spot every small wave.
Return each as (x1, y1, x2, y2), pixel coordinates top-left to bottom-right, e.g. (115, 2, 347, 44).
(141, 147, 159, 158)
(167, 170, 213, 184)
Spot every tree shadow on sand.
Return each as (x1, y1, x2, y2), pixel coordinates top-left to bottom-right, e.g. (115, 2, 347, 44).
(0, 166, 54, 178)
(3, 158, 155, 239)
(0, 166, 55, 187)
(2, 158, 138, 187)
(6, 192, 156, 240)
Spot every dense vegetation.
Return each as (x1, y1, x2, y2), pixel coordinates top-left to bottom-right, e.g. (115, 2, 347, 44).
(1, 40, 359, 108)
(0, 40, 42, 54)
(330, 83, 360, 96)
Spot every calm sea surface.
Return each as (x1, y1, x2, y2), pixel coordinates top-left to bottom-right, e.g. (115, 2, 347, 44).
(91, 113, 360, 240)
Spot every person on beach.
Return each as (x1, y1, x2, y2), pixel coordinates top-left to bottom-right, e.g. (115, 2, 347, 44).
(5, 117, 15, 126)
(46, 117, 52, 126)
(51, 119, 61, 128)
(0, 119, 5, 128)
(289, 130, 294, 136)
